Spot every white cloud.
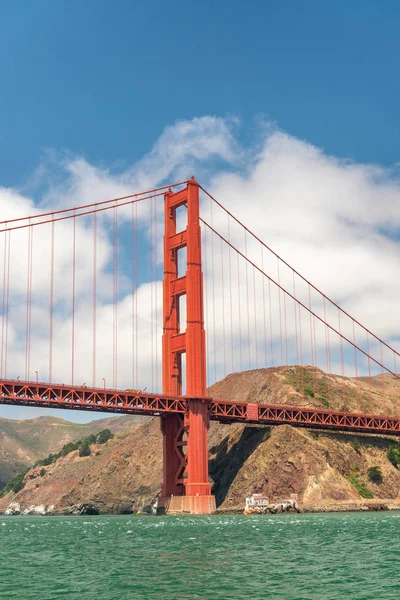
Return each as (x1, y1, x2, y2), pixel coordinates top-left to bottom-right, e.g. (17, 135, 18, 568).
(1, 116, 400, 424)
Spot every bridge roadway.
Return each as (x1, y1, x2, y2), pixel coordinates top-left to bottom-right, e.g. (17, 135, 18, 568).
(0, 378, 400, 437)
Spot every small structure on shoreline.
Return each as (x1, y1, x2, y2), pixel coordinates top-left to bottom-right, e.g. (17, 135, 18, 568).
(244, 493, 299, 514)
(245, 494, 269, 511)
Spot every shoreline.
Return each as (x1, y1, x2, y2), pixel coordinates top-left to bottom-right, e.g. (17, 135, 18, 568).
(2, 500, 400, 516)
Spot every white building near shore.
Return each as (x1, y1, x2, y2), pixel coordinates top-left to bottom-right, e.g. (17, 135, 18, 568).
(245, 494, 269, 509)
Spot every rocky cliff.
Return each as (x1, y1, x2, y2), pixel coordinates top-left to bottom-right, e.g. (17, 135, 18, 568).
(0, 413, 143, 490)
(1, 366, 400, 514)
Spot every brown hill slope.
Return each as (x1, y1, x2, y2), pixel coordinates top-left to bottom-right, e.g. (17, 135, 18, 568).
(209, 366, 400, 416)
(1, 366, 400, 514)
(0, 414, 143, 489)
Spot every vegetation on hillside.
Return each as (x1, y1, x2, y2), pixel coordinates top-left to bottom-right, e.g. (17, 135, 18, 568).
(285, 368, 333, 408)
(367, 466, 383, 484)
(0, 429, 114, 498)
(0, 469, 30, 497)
(387, 445, 400, 469)
(284, 367, 362, 412)
(0, 415, 138, 492)
(346, 470, 374, 499)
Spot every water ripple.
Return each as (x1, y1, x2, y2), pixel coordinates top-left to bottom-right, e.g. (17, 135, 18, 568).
(0, 512, 399, 599)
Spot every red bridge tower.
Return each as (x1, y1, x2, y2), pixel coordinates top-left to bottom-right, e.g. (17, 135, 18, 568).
(157, 178, 216, 514)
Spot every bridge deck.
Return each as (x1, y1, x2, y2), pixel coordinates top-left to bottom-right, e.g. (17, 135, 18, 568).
(1, 378, 399, 437)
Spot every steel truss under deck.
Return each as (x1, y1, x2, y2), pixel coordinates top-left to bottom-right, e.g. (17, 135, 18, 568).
(1, 378, 399, 437)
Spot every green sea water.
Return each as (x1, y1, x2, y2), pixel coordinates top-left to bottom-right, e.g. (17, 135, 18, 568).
(1, 512, 399, 599)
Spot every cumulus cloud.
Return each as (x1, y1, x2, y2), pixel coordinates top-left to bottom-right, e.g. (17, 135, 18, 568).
(1, 116, 400, 423)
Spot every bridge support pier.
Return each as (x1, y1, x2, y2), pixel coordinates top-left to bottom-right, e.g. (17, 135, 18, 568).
(160, 413, 185, 498)
(157, 179, 216, 515)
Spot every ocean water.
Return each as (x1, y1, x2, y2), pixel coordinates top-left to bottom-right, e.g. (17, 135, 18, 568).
(1, 512, 399, 599)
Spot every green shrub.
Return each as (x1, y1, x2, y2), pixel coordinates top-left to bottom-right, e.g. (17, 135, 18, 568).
(39, 452, 61, 466)
(352, 439, 362, 454)
(346, 473, 374, 499)
(304, 387, 315, 398)
(79, 441, 91, 457)
(320, 396, 329, 408)
(367, 466, 383, 484)
(40, 468, 46, 477)
(11, 472, 27, 493)
(387, 446, 400, 469)
(0, 470, 29, 497)
(61, 442, 79, 456)
(96, 429, 114, 444)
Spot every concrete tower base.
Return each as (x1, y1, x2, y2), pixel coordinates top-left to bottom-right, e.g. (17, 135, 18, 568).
(157, 495, 216, 515)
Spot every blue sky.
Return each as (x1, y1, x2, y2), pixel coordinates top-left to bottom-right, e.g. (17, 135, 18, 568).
(1, 0, 400, 422)
(1, 0, 400, 188)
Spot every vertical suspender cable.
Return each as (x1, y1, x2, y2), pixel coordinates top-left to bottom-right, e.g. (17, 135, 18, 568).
(92, 212, 97, 387)
(25, 222, 32, 380)
(71, 213, 76, 385)
(237, 253, 243, 372)
(268, 279, 274, 367)
(283, 290, 289, 366)
(253, 264, 258, 369)
(312, 315, 319, 397)
(293, 273, 300, 394)
(151, 198, 154, 389)
(277, 260, 283, 366)
(381, 343, 386, 415)
(24, 225, 29, 379)
(203, 224, 210, 387)
(1, 231, 6, 378)
(338, 309, 346, 407)
(49, 219, 55, 382)
(131, 203, 137, 389)
(245, 230, 250, 369)
(210, 201, 216, 383)
(308, 286, 317, 396)
(352, 321, 359, 411)
(131, 201, 136, 389)
(155, 197, 159, 391)
(228, 216, 234, 374)
(135, 202, 139, 387)
(323, 297, 332, 404)
(268, 278, 274, 394)
(220, 237, 226, 378)
(261, 246, 267, 368)
(113, 205, 118, 389)
(298, 299, 304, 396)
(367, 332, 372, 412)
(150, 197, 154, 391)
(4, 233, 10, 377)
(28, 226, 33, 380)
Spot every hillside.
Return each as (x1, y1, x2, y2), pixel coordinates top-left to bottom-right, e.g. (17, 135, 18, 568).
(209, 366, 400, 416)
(0, 414, 143, 489)
(1, 366, 400, 514)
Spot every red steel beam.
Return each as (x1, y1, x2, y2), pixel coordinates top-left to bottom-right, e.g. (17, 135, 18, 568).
(210, 399, 400, 436)
(0, 379, 187, 416)
(1, 378, 400, 436)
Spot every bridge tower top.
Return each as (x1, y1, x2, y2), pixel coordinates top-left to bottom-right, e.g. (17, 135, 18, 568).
(162, 177, 206, 397)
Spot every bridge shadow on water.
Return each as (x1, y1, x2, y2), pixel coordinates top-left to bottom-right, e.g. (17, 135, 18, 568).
(209, 426, 271, 507)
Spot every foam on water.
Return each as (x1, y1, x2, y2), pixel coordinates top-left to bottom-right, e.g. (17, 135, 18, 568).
(1, 512, 400, 599)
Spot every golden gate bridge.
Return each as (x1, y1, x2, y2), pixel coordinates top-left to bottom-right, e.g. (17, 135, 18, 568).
(0, 178, 399, 513)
